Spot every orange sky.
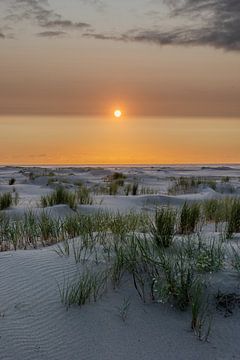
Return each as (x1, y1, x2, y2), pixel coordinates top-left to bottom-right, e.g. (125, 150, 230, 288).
(1, 41, 240, 118)
(1, 116, 240, 165)
(0, 1, 240, 164)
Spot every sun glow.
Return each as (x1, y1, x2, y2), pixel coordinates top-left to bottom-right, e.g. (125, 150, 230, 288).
(114, 109, 122, 118)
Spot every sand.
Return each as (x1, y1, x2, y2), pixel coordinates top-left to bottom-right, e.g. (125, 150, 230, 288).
(0, 165, 240, 360)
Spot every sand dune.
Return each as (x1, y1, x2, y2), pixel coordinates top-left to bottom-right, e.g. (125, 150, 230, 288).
(1, 165, 240, 359)
(0, 244, 240, 360)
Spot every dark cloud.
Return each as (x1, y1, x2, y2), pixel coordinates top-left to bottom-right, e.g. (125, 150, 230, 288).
(169, 0, 240, 50)
(36, 31, 67, 37)
(4, 0, 91, 35)
(5, 0, 54, 23)
(83, 32, 124, 41)
(0, 33, 5, 39)
(42, 20, 90, 30)
(85, 0, 240, 51)
(2, 0, 240, 50)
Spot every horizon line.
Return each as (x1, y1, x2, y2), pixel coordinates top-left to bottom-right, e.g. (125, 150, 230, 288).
(1, 163, 240, 168)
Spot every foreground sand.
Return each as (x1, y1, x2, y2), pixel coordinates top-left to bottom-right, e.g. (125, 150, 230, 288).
(0, 165, 240, 360)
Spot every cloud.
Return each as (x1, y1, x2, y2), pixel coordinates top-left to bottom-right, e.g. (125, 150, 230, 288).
(83, 32, 123, 41)
(2, 0, 240, 50)
(36, 31, 67, 38)
(0, 33, 5, 39)
(42, 20, 91, 30)
(85, 0, 240, 51)
(4, 0, 91, 35)
(5, 0, 54, 23)
(78, 0, 106, 12)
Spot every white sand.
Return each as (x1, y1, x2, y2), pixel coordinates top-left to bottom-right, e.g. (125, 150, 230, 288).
(1, 165, 240, 360)
(1, 246, 240, 360)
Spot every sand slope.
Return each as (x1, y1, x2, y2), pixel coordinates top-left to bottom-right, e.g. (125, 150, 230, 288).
(0, 246, 240, 360)
(1, 166, 240, 359)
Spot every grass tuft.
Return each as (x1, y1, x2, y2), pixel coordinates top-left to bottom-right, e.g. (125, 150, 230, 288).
(59, 270, 107, 309)
(179, 202, 201, 235)
(41, 186, 77, 209)
(150, 207, 176, 248)
(226, 199, 240, 239)
(0, 192, 13, 210)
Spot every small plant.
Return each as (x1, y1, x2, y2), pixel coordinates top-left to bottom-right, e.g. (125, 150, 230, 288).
(190, 280, 212, 342)
(13, 191, 19, 206)
(72, 239, 86, 263)
(63, 214, 81, 238)
(179, 202, 201, 235)
(226, 199, 240, 239)
(109, 181, 119, 195)
(230, 246, 240, 273)
(59, 270, 106, 309)
(154, 251, 196, 310)
(9, 178, 16, 185)
(150, 207, 176, 248)
(38, 211, 61, 244)
(124, 184, 132, 196)
(221, 176, 230, 183)
(202, 199, 223, 231)
(55, 240, 70, 257)
(29, 172, 35, 181)
(132, 182, 139, 196)
(106, 173, 126, 195)
(216, 291, 240, 317)
(110, 244, 126, 288)
(196, 240, 224, 273)
(76, 185, 93, 205)
(41, 186, 77, 210)
(91, 271, 108, 302)
(118, 297, 131, 322)
(168, 177, 217, 195)
(106, 172, 126, 182)
(0, 192, 13, 210)
(139, 187, 156, 195)
(203, 197, 236, 232)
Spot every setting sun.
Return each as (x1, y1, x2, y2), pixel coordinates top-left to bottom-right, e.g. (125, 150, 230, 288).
(114, 110, 122, 118)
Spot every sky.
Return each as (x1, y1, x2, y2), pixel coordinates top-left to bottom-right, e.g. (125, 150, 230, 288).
(0, 0, 240, 164)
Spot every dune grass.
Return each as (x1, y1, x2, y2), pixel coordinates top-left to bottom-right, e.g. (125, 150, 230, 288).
(179, 202, 201, 235)
(9, 178, 16, 185)
(230, 246, 240, 273)
(190, 280, 212, 342)
(118, 297, 131, 322)
(195, 239, 224, 273)
(168, 177, 217, 195)
(76, 185, 93, 205)
(132, 182, 139, 196)
(1, 186, 240, 342)
(150, 207, 176, 248)
(41, 185, 93, 210)
(59, 270, 107, 309)
(0, 192, 13, 210)
(41, 186, 76, 209)
(226, 198, 240, 239)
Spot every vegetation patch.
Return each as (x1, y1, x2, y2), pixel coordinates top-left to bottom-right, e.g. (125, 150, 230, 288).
(168, 177, 217, 195)
(216, 292, 240, 317)
(0, 192, 13, 210)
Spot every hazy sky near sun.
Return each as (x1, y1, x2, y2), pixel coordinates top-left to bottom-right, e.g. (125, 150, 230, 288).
(1, 116, 240, 165)
(0, 0, 240, 117)
(0, 1, 240, 164)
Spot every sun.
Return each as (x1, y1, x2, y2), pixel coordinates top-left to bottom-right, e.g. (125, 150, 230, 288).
(114, 109, 122, 118)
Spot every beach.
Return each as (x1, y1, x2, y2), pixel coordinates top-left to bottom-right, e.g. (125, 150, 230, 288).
(0, 166, 240, 359)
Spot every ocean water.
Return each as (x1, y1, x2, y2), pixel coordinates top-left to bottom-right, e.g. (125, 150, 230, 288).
(0, 116, 240, 165)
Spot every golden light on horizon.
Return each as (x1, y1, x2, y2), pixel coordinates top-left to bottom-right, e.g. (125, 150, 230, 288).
(114, 109, 122, 118)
